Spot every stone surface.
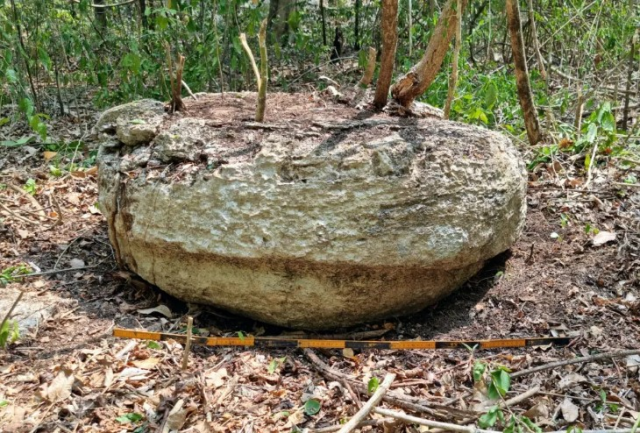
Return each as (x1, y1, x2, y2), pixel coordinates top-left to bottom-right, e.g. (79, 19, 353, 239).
(96, 94, 527, 329)
(92, 99, 165, 146)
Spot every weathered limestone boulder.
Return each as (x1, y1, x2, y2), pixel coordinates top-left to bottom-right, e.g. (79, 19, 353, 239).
(96, 93, 527, 329)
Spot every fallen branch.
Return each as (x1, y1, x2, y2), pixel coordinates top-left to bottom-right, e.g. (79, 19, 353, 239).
(13, 265, 99, 279)
(338, 373, 395, 433)
(373, 408, 640, 433)
(512, 348, 640, 378)
(181, 80, 197, 100)
(303, 349, 473, 420)
(312, 419, 393, 433)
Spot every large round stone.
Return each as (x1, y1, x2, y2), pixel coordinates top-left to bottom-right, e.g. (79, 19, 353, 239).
(96, 93, 526, 329)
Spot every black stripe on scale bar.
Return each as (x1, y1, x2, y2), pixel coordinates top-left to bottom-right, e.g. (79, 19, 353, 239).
(525, 337, 572, 347)
(253, 339, 299, 348)
(345, 341, 393, 349)
(435, 341, 482, 349)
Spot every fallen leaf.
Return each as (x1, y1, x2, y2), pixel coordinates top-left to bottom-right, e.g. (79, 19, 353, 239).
(523, 400, 550, 419)
(342, 348, 355, 358)
(41, 370, 74, 403)
(205, 367, 227, 389)
(131, 358, 161, 369)
(137, 305, 173, 319)
(165, 399, 187, 431)
(69, 258, 85, 269)
(592, 231, 616, 246)
(43, 151, 58, 161)
(560, 398, 579, 422)
(558, 373, 587, 390)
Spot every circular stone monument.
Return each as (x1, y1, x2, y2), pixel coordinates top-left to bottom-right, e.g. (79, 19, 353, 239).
(95, 92, 526, 329)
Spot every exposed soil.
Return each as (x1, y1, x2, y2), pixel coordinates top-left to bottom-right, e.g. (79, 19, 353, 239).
(1, 93, 639, 433)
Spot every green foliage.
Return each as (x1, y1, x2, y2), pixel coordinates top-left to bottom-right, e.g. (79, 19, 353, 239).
(478, 405, 505, 428)
(116, 412, 144, 424)
(367, 376, 380, 394)
(303, 398, 321, 416)
(23, 179, 37, 196)
(0, 320, 20, 349)
(472, 361, 486, 383)
(1, 264, 31, 286)
(268, 356, 286, 374)
(488, 366, 511, 400)
(146, 341, 162, 350)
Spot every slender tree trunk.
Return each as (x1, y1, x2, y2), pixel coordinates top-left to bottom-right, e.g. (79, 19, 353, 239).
(354, 0, 361, 50)
(320, 0, 327, 46)
(525, 0, 547, 81)
(444, 0, 462, 119)
(139, 0, 148, 29)
(373, 0, 399, 110)
(505, 0, 542, 145)
(622, 30, 637, 131)
(390, 0, 467, 108)
(94, 0, 108, 33)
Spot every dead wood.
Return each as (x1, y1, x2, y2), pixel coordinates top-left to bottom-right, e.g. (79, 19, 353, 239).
(303, 349, 475, 420)
(505, 0, 541, 144)
(512, 348, 640, 378)
(390, 0, 468, 108)
(373, 0, 398, 110)
(337, 373, 395, 433)
(443, 0, 462, 119)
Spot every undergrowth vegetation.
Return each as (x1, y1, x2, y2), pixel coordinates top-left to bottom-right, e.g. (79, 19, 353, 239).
(0, 0, 638, 169)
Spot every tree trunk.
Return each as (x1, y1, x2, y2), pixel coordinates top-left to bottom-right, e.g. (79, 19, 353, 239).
(268, 0, 295, 43)
(390, 0, 467, 108)
(505, 0, 542, 145)
(525, 0, 547, 81)
(320, 0, 327, 46)
(94, 0, 107, 33)
(373, 0, 399, 110)
(139, 0, 148, 29)
(354, 0, 361, 50)
(443, 0, 462, 119)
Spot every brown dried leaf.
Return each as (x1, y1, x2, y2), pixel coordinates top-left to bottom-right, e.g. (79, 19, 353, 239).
(560, 398, 579, 422)
(41, 370, 74, 403)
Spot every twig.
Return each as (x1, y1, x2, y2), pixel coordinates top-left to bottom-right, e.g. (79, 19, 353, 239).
(312, 419, 392, 433)
(337, 373, 395, 433)
(613, 182, 640, 188)
(499, 385, 540, 408)
(0, 202, 39, 225)
(13, 265, 99, 279)
(182, 316, 193, 370)
(303, 349, 470, 420)
(181, 80, 197, 100)
(373, 407, 474, 433)
(8, 184, 45, 218)
(512, 348, 640, 378)
(0, 291, 23, 338)
(373, 408, 640, 433)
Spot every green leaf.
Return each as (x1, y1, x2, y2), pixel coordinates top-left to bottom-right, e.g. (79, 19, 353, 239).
(585, 123, 598, 144)
(368, 377, 380, 394)
(268, 359, 278, 374)
(5, 69, 17, 84)
(237, 331, 245, 341)
(38, 48, 52, 72)
(472, 361, 486, 382)
(520, 416, 542, 433)
(488, 368, 510, 399)
(478, 406, 501, 428)
(116, 412, 144, 423)
(147, 341, 162, 349)
(484, 82, 498, 108)
(304, 398, 321, 416)
(0, 400, 8, 407)
(49, 165, 63, 177)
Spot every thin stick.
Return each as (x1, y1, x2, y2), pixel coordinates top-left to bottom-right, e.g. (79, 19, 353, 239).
(337, 373, 396, 433)
(13, 265, 99, 279)
(0, 291, 23, 339)
(181, 80, 197, 100)
(500, 385, 540, 408)
(313, 419, 392, 433)
(512, 348, 640, 378)
(373, 407, 474, 433)
(240, 33, 261, 88)
(374, 407, 640, 433)
(256, 19, 268, 122)
(182, 316, 194, 370)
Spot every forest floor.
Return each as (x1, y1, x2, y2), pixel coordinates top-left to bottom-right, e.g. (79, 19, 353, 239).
(0, 96, 639, 433)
